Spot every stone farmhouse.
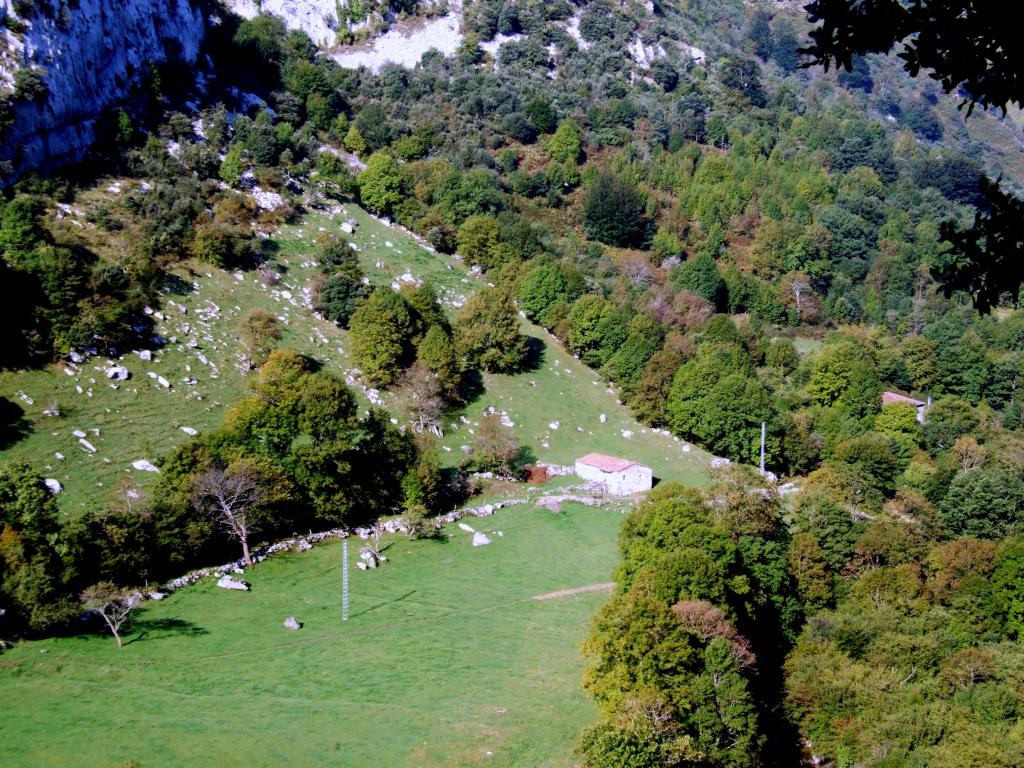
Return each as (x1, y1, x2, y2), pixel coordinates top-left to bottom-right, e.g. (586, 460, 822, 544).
(882, 391, 927, 424)
(574, 453, 653, 496)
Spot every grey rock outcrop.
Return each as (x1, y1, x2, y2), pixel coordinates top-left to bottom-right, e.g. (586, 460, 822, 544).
(0, 0, 207, 182)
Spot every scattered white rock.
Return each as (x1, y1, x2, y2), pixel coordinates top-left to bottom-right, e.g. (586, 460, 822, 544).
(44, 479, 62, 494)
(217, 575, 249, 591)
(599, 414, 607, 423)
(180, 426, 198, 436)
(710, 457, 731, 469)
(283, 616, 301, 630)
(458, 522, 475, 532)
(105, 365, 130, 380)
(131, 459, 160, 472)
(78, 438, 97, 453)
(472, 531, 492, 547)
(156, 376, 171, 389)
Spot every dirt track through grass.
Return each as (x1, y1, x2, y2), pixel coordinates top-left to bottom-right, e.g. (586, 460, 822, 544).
(532, 582, 616, 600)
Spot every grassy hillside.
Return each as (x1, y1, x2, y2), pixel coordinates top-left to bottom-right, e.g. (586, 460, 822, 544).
(0, 198, 463, 514)
(445, 328, 711, 485)
(0, 502, 622, 768)
(0, 190, 709, 517)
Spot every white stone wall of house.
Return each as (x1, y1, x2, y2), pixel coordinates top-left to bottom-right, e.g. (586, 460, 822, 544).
(605, 464, 653, 495)
(574, 460, 653, 496)
(574, 461, 608, 486)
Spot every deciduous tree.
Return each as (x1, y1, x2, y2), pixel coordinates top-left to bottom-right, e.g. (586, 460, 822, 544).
(81, 582, 136, 648)
(357, 152, 403, 216)
(455, 287, 528, 373)
(471, 412, 520, 478)
(583, 171, 649, 248)
(396, 361, 445, 436)
(349, 289, 416, 386)
(236, 309, 282, 369)
(191, 458, 290, 567)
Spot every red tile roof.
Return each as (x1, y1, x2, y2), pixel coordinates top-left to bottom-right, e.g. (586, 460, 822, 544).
(882, 391, 925, 407)
(577, 452, 638, 473)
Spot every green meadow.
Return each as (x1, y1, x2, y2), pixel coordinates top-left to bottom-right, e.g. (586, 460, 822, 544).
(0, 199, 709, 767)
(0, 502, 622, 767)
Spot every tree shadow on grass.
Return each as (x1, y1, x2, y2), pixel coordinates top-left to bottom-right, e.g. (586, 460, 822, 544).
(349, 590, 417, 619)
(520, 335, 546, 372)
(457, 336, 547, 408)
(124, 617, 209, 645)
(159, 271, 195, 297)
(458, 368, 486, 406)
(0, 396, 31, 449)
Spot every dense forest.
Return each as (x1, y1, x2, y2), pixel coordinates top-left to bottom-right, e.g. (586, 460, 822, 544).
(2, 0, 1024, 764)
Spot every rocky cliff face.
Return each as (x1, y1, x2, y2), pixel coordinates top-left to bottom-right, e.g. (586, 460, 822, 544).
(0, 0, 207, 182)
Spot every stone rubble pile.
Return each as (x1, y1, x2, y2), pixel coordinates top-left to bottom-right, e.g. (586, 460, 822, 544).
(535, 493, 607, 512)
(536, 462, 575, 477)
(433, 498, 528, 525)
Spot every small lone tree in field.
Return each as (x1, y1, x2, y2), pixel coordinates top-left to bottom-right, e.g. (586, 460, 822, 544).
(236, 309, 283, 369)
(81, 582, 136, 648)
(471, 413, 521, 479)
(191, 458, 288, 567)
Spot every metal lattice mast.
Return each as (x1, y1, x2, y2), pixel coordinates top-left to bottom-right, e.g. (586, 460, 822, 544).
(760, 421, 766, 476)
(342, 540, 350, 621)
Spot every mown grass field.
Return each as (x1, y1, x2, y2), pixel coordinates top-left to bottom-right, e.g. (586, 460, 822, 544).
(0, 191, 709, 517)
(0, 502, 623, 768)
